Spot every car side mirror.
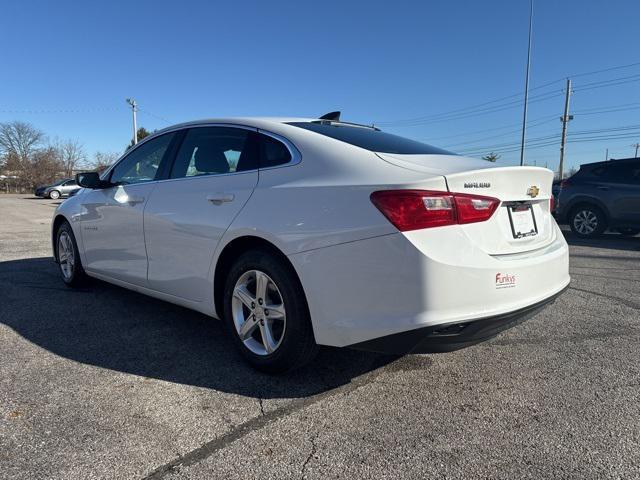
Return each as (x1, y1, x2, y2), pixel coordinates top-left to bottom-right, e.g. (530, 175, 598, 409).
(75, 172, 102, 189)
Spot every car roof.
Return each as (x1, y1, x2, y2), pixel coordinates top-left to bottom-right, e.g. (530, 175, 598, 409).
(581, 157, 640, 169)
(153, 117, 316, 133)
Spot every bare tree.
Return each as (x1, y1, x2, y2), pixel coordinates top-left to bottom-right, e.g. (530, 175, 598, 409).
(58, 139, 87, 177)
(482, 152, 501, 162)
(0, 121, 49, 190)
(29, 147, 65, 187)
(0, 121, 45, 165)
(92, 151, 120, 173)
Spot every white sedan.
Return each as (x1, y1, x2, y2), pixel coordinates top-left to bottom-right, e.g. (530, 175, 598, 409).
(53, 113, 570, 372)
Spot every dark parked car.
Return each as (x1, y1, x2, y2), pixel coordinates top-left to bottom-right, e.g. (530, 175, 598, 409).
(556, 157, 640, 238)
(551, 179, 561, 213)
(34, 178, 80, 199)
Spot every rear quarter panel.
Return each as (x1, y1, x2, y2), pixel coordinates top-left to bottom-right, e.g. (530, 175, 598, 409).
(225, 135, 448, 255)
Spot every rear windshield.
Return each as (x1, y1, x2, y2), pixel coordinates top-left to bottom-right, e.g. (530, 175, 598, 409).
(288, 122, 456, 155)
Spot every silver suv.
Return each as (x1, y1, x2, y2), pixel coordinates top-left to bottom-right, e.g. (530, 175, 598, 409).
(34, 179, 81, 199)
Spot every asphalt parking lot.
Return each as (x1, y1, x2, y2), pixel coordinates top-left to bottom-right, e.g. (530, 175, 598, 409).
(1, 194, 639, 479)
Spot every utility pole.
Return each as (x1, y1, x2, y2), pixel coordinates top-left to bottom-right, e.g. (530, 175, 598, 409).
(605, 148, 608, 161)
(558, 78, 573, 180)
(126, 98, 138, 145)
(632, 143, 640, 157)
(519, 0, 534, 166)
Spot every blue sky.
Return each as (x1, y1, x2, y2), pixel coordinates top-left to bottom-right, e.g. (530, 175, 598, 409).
(1, 0, 639, 171)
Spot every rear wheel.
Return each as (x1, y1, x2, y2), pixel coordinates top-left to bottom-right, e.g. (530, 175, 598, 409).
(223, 250, 318, 373)
(56, 221, 88, 287)
(49, 190, 60, 199)
(617, 228, 640, 237)
(569, 205, 607, 238)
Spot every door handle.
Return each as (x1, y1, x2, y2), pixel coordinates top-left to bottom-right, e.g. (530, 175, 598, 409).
(206, 193, 235, 205)
(126, 195, 145, 205)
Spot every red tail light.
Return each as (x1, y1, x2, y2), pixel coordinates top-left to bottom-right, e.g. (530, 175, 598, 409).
(370, 190, 500, 232)
(549, 195, 555, 212)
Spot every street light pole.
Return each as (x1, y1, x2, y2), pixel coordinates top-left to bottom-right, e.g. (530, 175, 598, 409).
(519, 0, 533, 166)
(126, 98, 138, 145)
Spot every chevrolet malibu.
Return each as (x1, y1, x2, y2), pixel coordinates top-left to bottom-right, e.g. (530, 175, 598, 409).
(52, 113, 570, 373)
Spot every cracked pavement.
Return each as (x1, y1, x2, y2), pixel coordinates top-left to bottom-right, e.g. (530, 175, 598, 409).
(1, 194, 639, 479)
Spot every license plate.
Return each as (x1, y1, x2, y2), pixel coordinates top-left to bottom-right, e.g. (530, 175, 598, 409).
(508, 204, 538, 239)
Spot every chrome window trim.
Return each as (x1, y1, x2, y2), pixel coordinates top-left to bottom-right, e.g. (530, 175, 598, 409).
(101, 122, 301, 186)
(256, 128, 302, 170)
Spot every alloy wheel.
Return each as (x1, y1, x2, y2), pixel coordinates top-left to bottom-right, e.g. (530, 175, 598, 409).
(231, 269, 286, 356)
(58, 231, 75, 280)
(573, 209, 598, 235)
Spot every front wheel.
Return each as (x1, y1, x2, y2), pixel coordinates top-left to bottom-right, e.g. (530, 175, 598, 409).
(569, 205, 607, 238)
(223, 250, 318, 373)
(56, 221, 88, 287)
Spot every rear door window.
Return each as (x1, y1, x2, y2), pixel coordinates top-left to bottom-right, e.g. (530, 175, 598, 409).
(169, 127, 258, 179)
(594, 163, 640, 184)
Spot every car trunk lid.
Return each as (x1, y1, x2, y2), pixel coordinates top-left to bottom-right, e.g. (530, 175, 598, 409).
(376, 153, 556, 255)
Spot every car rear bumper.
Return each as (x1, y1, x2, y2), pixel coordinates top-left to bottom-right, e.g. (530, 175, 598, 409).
(350, 284, 568, 354)
(289, 222, 570, 349)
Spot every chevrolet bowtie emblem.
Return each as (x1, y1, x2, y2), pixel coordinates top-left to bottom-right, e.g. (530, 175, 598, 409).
(527, 186, 540, 198)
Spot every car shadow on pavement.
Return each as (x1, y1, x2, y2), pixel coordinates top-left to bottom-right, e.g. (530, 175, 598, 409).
(562, 230, 640, 252)
(0, 257, 398, 399)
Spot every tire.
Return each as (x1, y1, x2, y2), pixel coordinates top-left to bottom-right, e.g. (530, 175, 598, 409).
(49, 190, 60, 199)
(56, 221, 88, 288)
(223, 249, 319, 374)
(617, 228, 640, 237)
(569, 204, 607, 238)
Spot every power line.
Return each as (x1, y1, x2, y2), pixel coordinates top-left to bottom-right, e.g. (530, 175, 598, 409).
(378, 90, 563, 128)
(0, 107, 122, 114)
(457, 123, 640, 155)
(138, 107, 172, 124)
(573, 74, 640, 92)
(438, 99, 640, 150)
(442, 117, 558, 148)
(423, 114, 558, 142)
(569, 61, 640, 78)
(376, 59, 640, 127)
(573, 102, 640, 115)
(461, 132, 640, 156)
(375, 82, 564, 126)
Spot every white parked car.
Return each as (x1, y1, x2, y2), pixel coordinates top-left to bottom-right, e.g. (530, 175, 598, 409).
(53, 113, 570, 372)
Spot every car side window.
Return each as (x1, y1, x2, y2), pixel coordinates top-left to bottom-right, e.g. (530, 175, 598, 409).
(631, 165, 640, 185)
(616, 164, 640, 185)
(110, 133, 175, 185)
(601, 164, 638, 184)
(170, 127, 257, 179)
(259, 133, 292, 168)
